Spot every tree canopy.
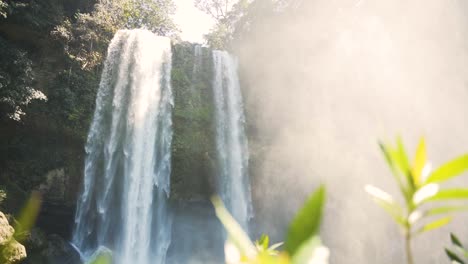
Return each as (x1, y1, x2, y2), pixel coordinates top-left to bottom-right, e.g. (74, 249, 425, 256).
(0, 0, 179, 121)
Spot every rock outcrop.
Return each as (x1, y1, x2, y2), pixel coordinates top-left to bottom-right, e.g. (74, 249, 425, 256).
(0, 211, 26, 264)
(22, 233, 81, 264)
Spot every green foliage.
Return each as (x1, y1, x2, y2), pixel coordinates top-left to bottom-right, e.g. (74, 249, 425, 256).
(204, 23, 232, 50)
(14, 192, 42, 242)
(196, 0, 250, 49)
(87, 247, 113, 264)
(195, 0, 234, 21)
(212, 186, 328, 264)
(2, 0, 66, 30)
(122, 0, 178, 35)
(255, 235, 283, 256)
(52, 0, 178, 70)
(198, 0, 291, 50)
(285, 185, 325, 255)
(0, 0, 7, 18)
(446, 233, 468, 264)
(212, 196, 257, 258)
(0, 37, 47, 121)
(90, 255, 112, 264)
(0, 192, 41, 264)
(426, 155, 468, 183)
(170, 43, 217, 200)
(366, 137, 468, 264)
(0, 188, 6, 204)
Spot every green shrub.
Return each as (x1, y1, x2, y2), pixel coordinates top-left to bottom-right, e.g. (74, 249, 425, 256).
(212, 185, 328, 264)
(366, 137, 468, 264)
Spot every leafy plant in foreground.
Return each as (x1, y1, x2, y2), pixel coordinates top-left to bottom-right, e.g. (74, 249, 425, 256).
(365, 137, 468, 264)
(255, 234, 283, 256)
(445, 233, 468, 264)
(212, 185, 328, 264)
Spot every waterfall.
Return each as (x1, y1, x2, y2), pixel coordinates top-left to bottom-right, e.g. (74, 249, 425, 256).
(72, 29, 173, 264)
(212, 50, 253, 231)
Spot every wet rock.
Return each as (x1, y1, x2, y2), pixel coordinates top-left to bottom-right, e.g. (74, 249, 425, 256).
(1, 240, 26, 264)
(0, 212, 14, 245)
(40, 234, 81, 264)
(25, 228, 46, 250)
(0, 211, 27, 264)
(37, 168, 67, 203)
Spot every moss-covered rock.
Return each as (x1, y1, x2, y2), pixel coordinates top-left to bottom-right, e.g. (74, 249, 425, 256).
(170, 43, 217, 201)
(0, 211, 27, 264)
(0, 212, 14, 246)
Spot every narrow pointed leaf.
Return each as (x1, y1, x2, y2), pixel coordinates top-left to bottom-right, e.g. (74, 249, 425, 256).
(416, 216, 452, 234)
(211, 196, 256, 258)
(379, 142, 398, 175)
(262, 235, 269, 249)
(365, 185, 406, 225)
(424, 189, 468, 203)
(412, 138, 427, 187)
(446, 248, 465, 264)
(256, 234, 269, 250)
(412, 183, 440, 205)
(426, 154, 468, 184)
(451, 233, 464, 248)
(455, 245, 468, 259)
(379, 142, 410, 199)
(396, 137, 411, 176)
(269, 242, 284, 251)
(396, 138, 414, 189)
(425, 206, 468, 217)
(285, 185, 325, 256)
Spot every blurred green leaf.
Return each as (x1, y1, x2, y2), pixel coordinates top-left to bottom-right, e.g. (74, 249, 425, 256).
(424, 189, 468, 202)
(416, 216, 452, 234)
(379, 141, 412, 200)
(451, 233, 464, 248)
(90, 255, 112, 264)
(398, 138, 415, 188)
(291, 236, 328, 264)
(211, 196, 257, 258)
(396, 137, 411, 177)
(365, 185, 406, 226)
(285, 185, 325, 256)
(412, 138, 427, 187)
(425, 206, 468, 217)
(425, 155, 468, 184)
(14, 191, 42, 242)
(446, 248, 465, 264)
(269, 242, 284, 251)
(258, 234, 269, 250)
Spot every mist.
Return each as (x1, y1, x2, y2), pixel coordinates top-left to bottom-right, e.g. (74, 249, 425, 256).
(235, 0, 468, 263)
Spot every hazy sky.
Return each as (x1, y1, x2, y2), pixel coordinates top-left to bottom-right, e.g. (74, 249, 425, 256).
(173, 0, 214, 43)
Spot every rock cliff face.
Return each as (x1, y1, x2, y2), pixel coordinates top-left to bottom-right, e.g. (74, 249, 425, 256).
(0, 212, 27, 264)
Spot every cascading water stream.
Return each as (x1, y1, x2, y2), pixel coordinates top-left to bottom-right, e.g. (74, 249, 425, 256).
(212, 50, 253, 231)
(72, 29, 173, 264)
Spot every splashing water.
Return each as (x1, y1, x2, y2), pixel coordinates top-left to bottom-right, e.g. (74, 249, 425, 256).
(72, 29, 173, 264)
